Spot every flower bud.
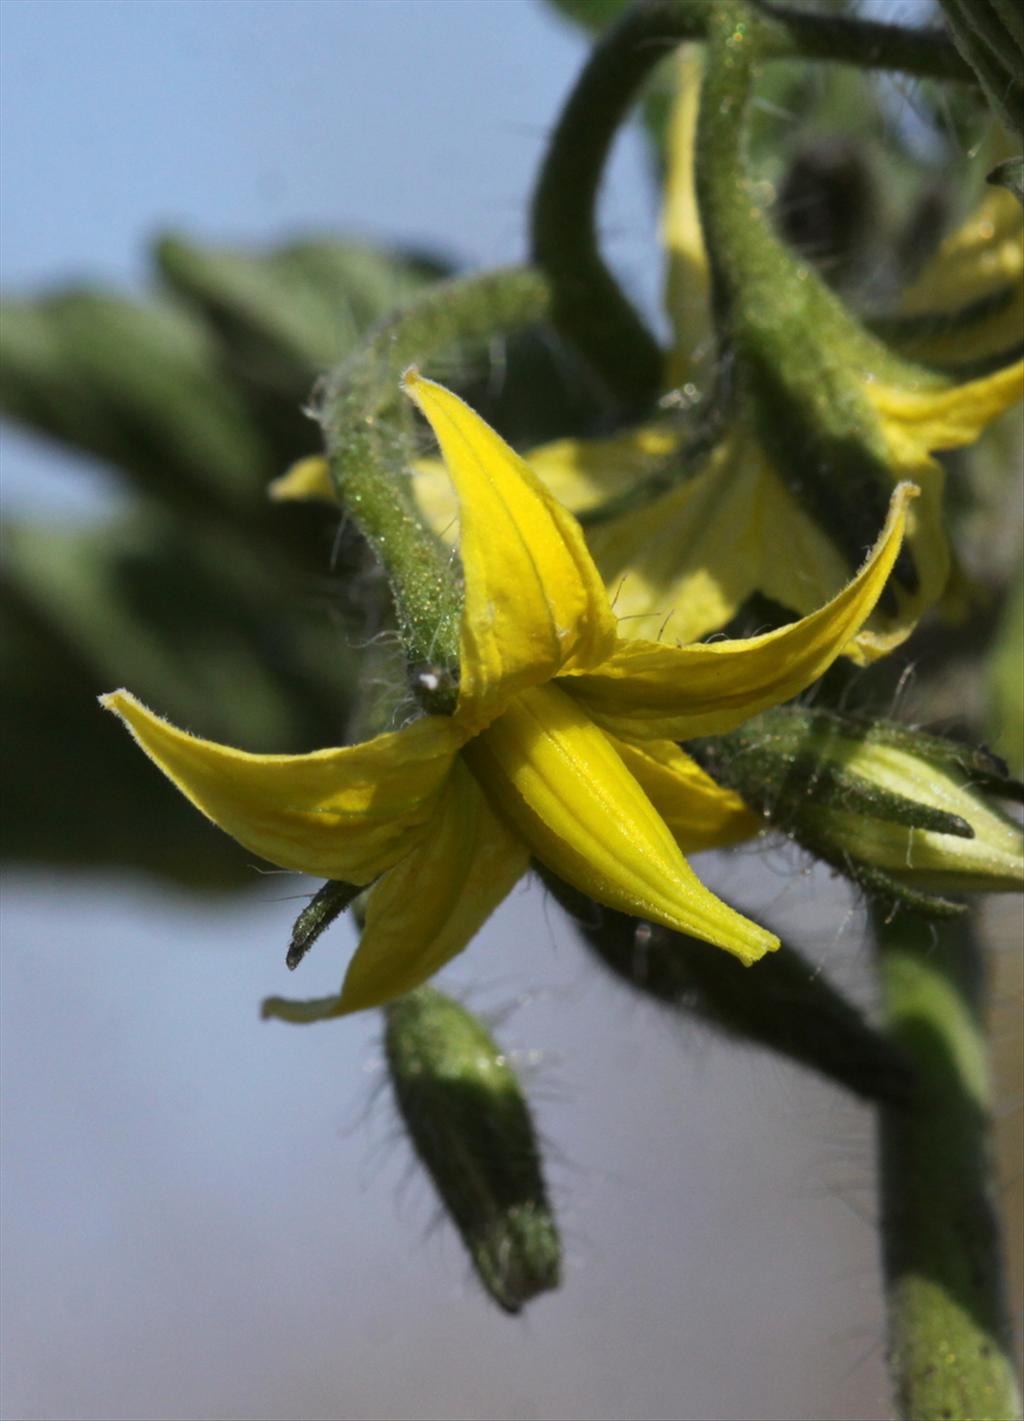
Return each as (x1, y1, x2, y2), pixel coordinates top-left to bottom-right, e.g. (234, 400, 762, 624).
(695, 708, 1024, 913)
(384, 987, 560, 1314)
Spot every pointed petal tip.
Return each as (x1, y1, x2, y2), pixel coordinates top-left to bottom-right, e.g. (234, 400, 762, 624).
(99, 687, 133, 714)
(268, 455, 334, 504)
(736, 929, 780, 967)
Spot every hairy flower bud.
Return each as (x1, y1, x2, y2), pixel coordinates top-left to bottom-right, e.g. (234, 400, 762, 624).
(384, 987, 560, 1314)
(695, 708, 1024, 914)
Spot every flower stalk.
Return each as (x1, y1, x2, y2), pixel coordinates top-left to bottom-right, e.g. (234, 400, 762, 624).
(874, 907, 1022, 1421)
(544, 867, 916, 1106)
(529, 0, 970, 409)
(316, 266, 551, 701)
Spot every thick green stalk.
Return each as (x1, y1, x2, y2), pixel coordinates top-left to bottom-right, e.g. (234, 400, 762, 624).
(696, 0, 940, 600)
(874, 908, 1021, 1421)
(939, 0, 1024, 139)
(317, 267, 551, 699)
(544, 867, 916, 1105)
(530, 0, 970, 411)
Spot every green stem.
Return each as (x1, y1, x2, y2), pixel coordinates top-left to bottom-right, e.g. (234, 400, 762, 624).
(543, 866, 916, 1105)
(529, 0, 970, 411)
(317, 266, 550, 701)
(874, 907, 1021, 1421)
(696, 0, 931, 599)
(939, 0, 1024, 139)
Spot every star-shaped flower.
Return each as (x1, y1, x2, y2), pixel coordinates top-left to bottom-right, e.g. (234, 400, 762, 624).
(105, 373, 912, 1017)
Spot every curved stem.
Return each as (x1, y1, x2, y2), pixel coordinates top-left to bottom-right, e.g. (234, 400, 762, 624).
(530, 0, 970, 412)
(317, 266, 551, 697)
(874, 907, 1021, 1421)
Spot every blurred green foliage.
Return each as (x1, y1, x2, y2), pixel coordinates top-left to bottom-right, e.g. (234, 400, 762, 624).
(1, 239, 450, 883)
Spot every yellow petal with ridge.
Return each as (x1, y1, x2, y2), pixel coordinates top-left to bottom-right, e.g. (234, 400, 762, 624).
(867, 360, 1024, 465)
(465, 681, 776, 965)
(410, 422, 682, 549)
(606, 734, 761, 852)
(336, 760, 531, 1013)
(403, 371, 618, 733)
(898, 187, 1024, 365)
(567, 483, 915, 741)
(662, 48, 713, 388)
(100, 689, 461, 883)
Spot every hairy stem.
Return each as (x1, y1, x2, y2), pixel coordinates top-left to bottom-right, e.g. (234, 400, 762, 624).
(874, 907, 1021, 1421)
(530, 0, 970, 410)
(317, 266, 551, 700)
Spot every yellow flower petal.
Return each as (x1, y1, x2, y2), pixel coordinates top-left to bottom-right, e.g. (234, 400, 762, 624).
(566, 482, 916, 741)
(899, 187, 1024, 365)
(546, 430, 939, 666)
(336, 760, 531, 1014)
(100, 689, 461, 882)
(849, 460, 947, 663)
(577, 431, 847, 645)
(867, 360, 1024, 466)
(268, 455, 335, 503)
(606, 734, 761, 852)
(410, 423, 682, 552)
(402, 371, 618, 733)
(465, 681, 777, 964)
(662, 49, 712, 388)
(410, 455, 460, 544)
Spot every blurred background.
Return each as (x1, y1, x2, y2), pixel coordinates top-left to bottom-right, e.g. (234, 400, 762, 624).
(1, 3, 1020, 1419)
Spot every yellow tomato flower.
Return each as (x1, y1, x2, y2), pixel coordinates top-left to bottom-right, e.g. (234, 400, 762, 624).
(397, 57, 1022, 664)
(105, 373, 913, 1017)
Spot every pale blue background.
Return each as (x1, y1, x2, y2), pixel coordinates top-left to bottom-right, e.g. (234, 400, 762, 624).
(1, 3, 922, 1418)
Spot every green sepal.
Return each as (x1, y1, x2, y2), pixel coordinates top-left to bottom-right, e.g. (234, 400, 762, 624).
(384, 987, 560, 1315)
(836, 858, 966, 921)
(987, 156, 1024, 207)
(286, 879, 363, 971)
(869, 285, 1018, 352)
(541, 870, 916, 1107)
(695, 708, 996, 838)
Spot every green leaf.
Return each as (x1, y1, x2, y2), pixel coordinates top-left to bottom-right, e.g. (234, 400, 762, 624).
(154, 233, 450, 398)
(540, 0, 630, 34)
(1, 511, 361, 883)
(0, 291, 268, 515)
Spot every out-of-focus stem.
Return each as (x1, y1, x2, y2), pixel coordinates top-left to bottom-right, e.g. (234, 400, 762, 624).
(874, 907, 1022, 1421)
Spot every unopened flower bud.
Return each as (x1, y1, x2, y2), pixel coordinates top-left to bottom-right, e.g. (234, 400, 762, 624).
(695, 708, 1024, 914)
(384, 987, 560, 1314)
